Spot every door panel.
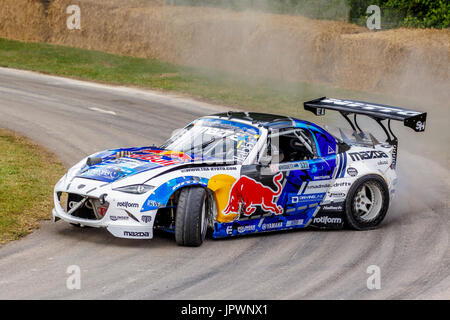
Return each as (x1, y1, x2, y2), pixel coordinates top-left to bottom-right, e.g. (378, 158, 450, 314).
(277, 156, 337, 224)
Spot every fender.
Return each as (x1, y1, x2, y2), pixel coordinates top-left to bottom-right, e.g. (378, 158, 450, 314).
(141, 176, 209, 212)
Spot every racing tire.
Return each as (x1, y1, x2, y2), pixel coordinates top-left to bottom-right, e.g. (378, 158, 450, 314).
(344, 175, 389, 230)
(175, 187, 209, 247)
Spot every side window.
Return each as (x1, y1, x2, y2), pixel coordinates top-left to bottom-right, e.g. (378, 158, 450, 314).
(263, 128, 316, 163)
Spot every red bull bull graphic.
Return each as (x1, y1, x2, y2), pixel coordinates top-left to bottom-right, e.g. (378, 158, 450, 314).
(223, 172, 284, 217)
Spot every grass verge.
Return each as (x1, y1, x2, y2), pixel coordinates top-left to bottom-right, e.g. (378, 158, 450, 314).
(0, 37, 383, 117)
(0, 128, 65, 245)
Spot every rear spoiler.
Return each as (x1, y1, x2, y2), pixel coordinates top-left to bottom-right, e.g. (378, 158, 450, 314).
(304, 97, 427, 169)
(304, 97, 426, 132)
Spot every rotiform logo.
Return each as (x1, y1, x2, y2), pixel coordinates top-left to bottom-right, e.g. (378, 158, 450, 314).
(314, 216, 342, 224)
(117, 201, 139, 209)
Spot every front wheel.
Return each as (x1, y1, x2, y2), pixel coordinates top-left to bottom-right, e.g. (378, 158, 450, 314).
(344, 175, 390, 230)
(175, 187, 209, 247)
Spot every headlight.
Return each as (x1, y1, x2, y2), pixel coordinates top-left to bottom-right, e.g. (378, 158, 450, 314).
(113, 184, 154, 194)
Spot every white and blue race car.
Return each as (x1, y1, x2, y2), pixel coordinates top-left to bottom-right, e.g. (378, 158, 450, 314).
(52, 98, 426, 246)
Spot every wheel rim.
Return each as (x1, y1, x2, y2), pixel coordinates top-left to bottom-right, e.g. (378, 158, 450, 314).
(353, 181, 383, 222)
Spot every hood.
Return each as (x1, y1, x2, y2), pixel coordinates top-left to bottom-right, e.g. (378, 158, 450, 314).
(76, 147, 204, 183)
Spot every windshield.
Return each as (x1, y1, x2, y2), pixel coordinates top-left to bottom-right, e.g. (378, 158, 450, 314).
(160, 118, 260, 164)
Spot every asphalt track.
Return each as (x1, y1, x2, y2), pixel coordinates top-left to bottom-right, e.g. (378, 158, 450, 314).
(0, 67, 448, 299)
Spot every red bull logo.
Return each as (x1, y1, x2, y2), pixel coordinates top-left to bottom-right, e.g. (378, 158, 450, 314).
(128, 150, 192, 166)
(223, 173, 284, 216)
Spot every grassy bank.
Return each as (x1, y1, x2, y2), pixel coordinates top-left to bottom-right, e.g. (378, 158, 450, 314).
(0, 38, 377, 117)
(0, 128, 65, 244)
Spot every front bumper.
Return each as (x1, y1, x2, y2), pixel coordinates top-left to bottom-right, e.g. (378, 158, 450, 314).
(53, 178, 157, 240)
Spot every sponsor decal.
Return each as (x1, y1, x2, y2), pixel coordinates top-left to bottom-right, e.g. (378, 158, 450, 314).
(347, 167, 358, 177)
(308, 183, 331, 189)
(328, 192, 346, 198)
(321, 202, 344, 211)
(141, 215, 152, 223)
(291, 193, 324, 203)
(87, 167, 122, 179)
(224, 173, 284, 216)
(391, 143, 398, 169)
(313, 175, 331, 180)
(349, 151, 388, 161)
(146, 200, 162, 209)
(77, 184, 85, 189)
(181, 166, 237, 173)
(377, 160, 389, 166)
(123, 231, 149, 237)
(328, 145, 335, 154)
(313, 216, 342, 224)
(117, 201, 139, 209)
(416, 121, 425, 131)
(110, 215, 129, 221)
(261, 222, 283, 230)
(274, 161, 309, 172)
(237, 225, 256, 233)
(286, 219, 303, 227)
(172, 179, 207, 190)
(321, 98, 421, 117)
(97, 206, 108, 216)
(333, 181, 351, 187)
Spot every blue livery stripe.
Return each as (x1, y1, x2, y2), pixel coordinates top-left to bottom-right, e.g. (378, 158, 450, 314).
(335, 153, 343, 178)
(339, 153, 347, 178)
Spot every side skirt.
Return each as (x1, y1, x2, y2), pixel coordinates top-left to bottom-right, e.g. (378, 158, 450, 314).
(213, 214, 307, 238)
(212, 207, 345, 238)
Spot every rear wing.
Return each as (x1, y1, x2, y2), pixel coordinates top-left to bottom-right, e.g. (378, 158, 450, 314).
(304, 97, 427, 132)
(304, 97, 427, 169)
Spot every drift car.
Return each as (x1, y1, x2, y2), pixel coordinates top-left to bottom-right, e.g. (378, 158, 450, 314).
(53, 97, 426, 246)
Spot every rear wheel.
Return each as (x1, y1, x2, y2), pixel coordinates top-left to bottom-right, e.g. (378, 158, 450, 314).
(345, 175, 389, 230)
(175, 187, 209, 247)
